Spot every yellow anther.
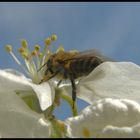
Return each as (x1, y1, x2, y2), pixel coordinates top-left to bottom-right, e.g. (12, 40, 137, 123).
(5, 45, 12, 52)
(44, 37, 52, 46)
(31, 50, 37, 56)
(82, 127, 90, 138)
(56, 45, 65, 53)
(34, 44, 40, 51)
(21, 52, 29, 59)
(51, 34, 57, 41)
(18, 47, 25, 54)
(21, 39, 28, 48)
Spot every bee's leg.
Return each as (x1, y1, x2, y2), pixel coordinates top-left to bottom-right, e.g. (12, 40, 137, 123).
(57, 68, 67, 87)
(57, 80, 62, 87)
(39, 71, 59, 84)
(70, 75, 76, 109)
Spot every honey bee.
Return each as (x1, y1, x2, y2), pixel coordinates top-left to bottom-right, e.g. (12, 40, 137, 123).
(38, 49, 112, 108)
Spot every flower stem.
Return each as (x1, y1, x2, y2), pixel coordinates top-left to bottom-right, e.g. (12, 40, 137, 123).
(51, 119, 63, 138)
(61, 93, 78, 116)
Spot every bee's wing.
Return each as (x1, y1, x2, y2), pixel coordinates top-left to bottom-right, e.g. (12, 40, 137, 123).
(73, 49, 114, 62)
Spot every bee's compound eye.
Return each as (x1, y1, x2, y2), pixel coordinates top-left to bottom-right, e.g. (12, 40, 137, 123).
(46, 59, 54, 74)
(57, 59, 64, 64)
(47, 59, 51, 66)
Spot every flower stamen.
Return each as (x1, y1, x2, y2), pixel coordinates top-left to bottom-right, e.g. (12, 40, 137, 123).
(5, 34, 59, 84)
(21, 39, 28, 48)
(5, 45, 29, 75)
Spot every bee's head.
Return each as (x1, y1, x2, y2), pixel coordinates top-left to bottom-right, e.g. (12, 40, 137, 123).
(37, 55, 54, 73)
(46, 57, 54, 74)
(48, 55, 64, 72)
(38, 53, 64, 77)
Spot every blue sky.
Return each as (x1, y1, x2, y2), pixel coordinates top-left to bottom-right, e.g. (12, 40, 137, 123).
(1, 2, 140, 120)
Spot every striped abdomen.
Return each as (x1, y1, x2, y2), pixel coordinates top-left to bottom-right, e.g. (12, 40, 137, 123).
(70, 57, 103, 79)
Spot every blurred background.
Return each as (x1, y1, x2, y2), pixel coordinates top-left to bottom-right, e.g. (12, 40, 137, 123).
(1, 2, 140, 120)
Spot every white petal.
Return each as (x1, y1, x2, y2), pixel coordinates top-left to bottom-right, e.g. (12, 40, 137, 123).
(65, 98, 140, 138)
(0, 91, 51, 138)
(101, 124, 140, 138)
(31, 82, 55, 111)
(31, 118, 51, 138)
(0, 69, 31, 92)
(0, 69, 55, 110)
(77, 62, 140, 103)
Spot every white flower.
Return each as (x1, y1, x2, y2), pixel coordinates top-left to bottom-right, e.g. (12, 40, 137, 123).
(0, 69, 52, 137)
(64, 61, 140, 138)
(2, 37, 64, 137)
(77, 62, 140, 104)
(65, 98, 140, 138)
(0, 69, 55, 111)
(5, 37, 140, 138)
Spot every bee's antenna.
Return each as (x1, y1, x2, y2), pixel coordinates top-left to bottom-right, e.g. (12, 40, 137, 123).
(37, 62, 48, 72)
